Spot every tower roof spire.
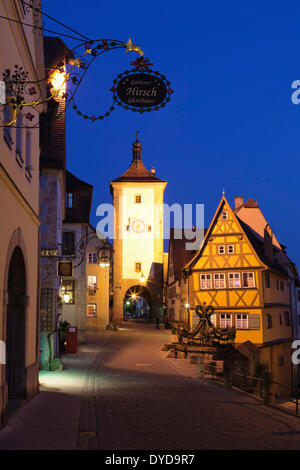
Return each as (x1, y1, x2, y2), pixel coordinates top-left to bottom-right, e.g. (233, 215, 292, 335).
(132, 131, 142, 161)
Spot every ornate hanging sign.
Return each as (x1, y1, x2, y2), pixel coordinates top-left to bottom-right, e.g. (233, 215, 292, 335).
(111, 57, 173, 113)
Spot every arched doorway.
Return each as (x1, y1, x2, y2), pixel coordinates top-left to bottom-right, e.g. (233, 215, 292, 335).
(124, 285, 152, 320)
(6, 247, 27, 399)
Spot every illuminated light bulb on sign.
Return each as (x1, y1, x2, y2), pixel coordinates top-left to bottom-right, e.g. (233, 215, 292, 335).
(51, 69, 66, 94)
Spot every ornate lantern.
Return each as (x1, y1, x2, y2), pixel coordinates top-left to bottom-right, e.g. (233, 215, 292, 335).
(97, 241, 111, 267)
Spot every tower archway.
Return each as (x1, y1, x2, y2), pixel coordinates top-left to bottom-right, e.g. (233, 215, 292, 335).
(123, 285, 152, 320)
(6, 247, 27, 399)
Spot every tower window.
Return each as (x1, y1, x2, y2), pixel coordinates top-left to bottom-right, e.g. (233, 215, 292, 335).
(135, 194, 142, 204)
(135, 262, 141, 272)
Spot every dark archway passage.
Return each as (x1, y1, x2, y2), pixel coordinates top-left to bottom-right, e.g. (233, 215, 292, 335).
(6, 247, 27, 399)
(123, 285, 152, 320)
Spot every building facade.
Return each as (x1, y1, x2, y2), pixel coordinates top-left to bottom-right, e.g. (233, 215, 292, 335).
(166, 229, 198, 327)
(110, 136, 167, 323)
(61, 170, 93, 344)
(85, 230, 112, 330)
(185, 195, 295, 393)
(39, 37, 69, 369)
(0, 0, 45, 424)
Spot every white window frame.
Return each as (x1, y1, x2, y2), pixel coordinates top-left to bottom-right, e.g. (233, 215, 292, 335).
(87, 275, 97, 289)
(242, 272, 255, 288)
(200, 274, 212, 289)
(227, 244, 234, 254)
(236, 314, 248, 329)
(214, 273, 226, 289)
(228, 272, 241, 288)
(220, 313, 232, 328)
(221, 211, 228, 220)
(218, 245, 225, 255)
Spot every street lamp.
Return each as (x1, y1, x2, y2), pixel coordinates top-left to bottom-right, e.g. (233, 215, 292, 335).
(139, 272, 146, 284)
(97, 241, 111, 267)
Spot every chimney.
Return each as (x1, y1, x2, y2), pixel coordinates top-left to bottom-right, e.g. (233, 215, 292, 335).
(264, 224, 274, 262)
(234, 196, 244, 210)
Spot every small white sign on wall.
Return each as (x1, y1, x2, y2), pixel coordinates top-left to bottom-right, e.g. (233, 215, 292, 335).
(0, 80, 6, 105)
(0, 340, 6, 364)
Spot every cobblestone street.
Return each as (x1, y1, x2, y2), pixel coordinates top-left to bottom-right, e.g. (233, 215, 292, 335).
(1, 322, 300, 450)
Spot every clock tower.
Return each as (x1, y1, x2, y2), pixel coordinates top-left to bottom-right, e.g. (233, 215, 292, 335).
(110, 134, 167, 322)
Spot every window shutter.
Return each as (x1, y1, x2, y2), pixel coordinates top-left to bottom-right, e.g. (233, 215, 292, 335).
(248, 314, 260, 330)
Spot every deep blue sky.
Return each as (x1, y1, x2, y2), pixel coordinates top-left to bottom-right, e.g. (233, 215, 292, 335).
(44, 0, 300, 267)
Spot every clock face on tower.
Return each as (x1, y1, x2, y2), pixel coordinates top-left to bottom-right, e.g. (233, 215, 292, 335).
(130, 218, 147, 234)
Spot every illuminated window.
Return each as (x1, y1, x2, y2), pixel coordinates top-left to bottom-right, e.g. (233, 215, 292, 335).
(227, 245, 234, 254)
(135, 194, 142, 204)
(87, 303, 97, 317)
(242, 272, 255, 288)
(135, 262, 141, 272)
(228, 273, 241, 288)
(87, 275, 97, 288)
(214, 273, 225, 289)
(220, 314, 232, 328)
(218, 245, 225, 255)
(61, 280, 75, 304)
(221, 211, 228, 220)
(200, 274, 212, 289)
(236, 314, 248, 329)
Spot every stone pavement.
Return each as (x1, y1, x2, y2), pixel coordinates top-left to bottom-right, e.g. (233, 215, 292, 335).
(1, 323, 300, 450)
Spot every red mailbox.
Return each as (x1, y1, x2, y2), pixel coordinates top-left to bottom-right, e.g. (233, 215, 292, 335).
(66, 326, 77, 354)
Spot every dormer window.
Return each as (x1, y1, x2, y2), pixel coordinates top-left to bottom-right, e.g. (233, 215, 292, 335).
(66, 192, 73, 208)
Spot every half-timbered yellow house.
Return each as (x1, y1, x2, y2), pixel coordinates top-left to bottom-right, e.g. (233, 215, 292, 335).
(185, 195, 293, 393)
